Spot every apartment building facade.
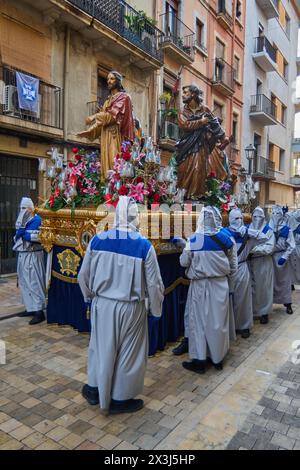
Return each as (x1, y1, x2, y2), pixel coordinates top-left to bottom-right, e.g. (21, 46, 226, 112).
(242, 0, 300, 208)
(0, 0, 160, 273)
(156, 0, 245, 176)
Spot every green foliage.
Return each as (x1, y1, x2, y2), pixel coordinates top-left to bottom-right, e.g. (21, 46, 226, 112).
(125, 10, 157, 35)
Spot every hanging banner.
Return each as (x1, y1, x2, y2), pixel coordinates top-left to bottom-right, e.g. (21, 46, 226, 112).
(16, 71, 40, 113)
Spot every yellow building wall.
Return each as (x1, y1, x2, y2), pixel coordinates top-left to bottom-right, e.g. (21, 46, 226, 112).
(0, 135, 51, 200)
(0, 1, 52, 81)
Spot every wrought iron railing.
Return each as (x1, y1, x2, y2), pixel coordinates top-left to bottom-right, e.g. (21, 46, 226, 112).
(67, 0, 164, 63)
(160, 12, 195, 60)
(0, 66, 62, 129)
(253, 155, 275, 179)
(250, 94, 277, 119)
(254, 36, 277, 63)
(213, 58, 235, 90)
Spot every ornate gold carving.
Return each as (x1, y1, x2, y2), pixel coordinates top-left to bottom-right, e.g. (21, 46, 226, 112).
(36, 207, 204, 256)
(52, 270, 78, 284)
(57, 249, 81, 276)
(76, 219, 98, 257)
(164, 277, 190, 295)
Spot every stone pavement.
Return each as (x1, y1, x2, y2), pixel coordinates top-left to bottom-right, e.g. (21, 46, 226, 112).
(227, 360, 300, 450)
(0, 292, 299, 450)
(0, 276, 24, 320)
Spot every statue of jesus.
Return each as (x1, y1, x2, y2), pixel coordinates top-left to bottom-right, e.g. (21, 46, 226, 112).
(77, 71, 135, 179)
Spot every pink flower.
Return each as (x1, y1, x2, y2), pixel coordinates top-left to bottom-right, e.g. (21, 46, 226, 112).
(159, 183, 168, 197)
(82, 187, 99, 196)
(128, 182, 149, 203)
(147, 177, 156, 193)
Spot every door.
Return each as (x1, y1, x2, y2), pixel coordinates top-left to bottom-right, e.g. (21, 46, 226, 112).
(0, 155, 38, 274)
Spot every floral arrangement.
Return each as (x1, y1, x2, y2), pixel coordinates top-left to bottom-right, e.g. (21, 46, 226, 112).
(204, 172, 233, 212)
(103, 139, 181, 208)
(43, 140, 183, 211)
(44, 148, 104, 211)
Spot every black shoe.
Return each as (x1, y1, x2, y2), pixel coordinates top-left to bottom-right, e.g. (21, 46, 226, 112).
(286, 304, 293, 315)
(213, 361, 223, 371)
(182, 359, 206, 374)
(82, 384, 99, 406)
(29, 311, 45, 325)
(260, 315, 269, 325)
(241, 329, 250, 339)
(172, 337, 188, 356)
(18, 311, 34, 317)
(109, 398, 144, 415)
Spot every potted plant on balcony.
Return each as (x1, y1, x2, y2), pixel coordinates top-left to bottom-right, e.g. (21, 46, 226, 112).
(124, 10, 157, 39)
(162, 108, 178, 122)
(182, 44, 191, 55)
(159, 91, 172, 106)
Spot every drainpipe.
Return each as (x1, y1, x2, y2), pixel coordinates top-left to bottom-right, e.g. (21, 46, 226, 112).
(63, 25, 71, 162)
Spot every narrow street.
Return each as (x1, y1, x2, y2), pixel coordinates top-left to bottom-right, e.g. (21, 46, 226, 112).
(0, 291, 300, 450)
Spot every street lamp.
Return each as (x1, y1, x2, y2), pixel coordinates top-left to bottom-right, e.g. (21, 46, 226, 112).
(232, 144, 259, 211)
(245, 143, 256, 174)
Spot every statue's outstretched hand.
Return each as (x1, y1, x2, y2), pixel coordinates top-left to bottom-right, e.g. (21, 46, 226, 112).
(86, 116, 95, 125)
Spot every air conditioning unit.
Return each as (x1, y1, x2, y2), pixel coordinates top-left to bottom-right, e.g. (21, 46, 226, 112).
(3, 85, 19, 114)
(3, 85, 41, 120)
(164, 121, 179, 141)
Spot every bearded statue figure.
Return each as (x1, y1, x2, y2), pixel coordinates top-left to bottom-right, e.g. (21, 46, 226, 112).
(77, 71, 135, 179)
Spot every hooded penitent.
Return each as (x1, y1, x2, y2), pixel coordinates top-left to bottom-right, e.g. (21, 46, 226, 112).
(15, 197, 34, 230)
(250, 206, 265, 231)
(286, 209, 300, 232)
(271, 205, 295, 305)
(196, 206, 222, 235)
(113, 196, 139, 232)
(228, 208, 244, 232)
(269, 205, 285, 232)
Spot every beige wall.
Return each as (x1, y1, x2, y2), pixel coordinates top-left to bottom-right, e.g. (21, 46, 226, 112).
(0, 0, 52, 81)
(269, 182, 295, 207)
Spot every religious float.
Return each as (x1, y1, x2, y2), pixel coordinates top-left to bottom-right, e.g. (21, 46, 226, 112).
(37, 140, 234, 355)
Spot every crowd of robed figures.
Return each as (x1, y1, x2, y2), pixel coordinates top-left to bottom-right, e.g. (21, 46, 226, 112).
(13, 196, 300, 415)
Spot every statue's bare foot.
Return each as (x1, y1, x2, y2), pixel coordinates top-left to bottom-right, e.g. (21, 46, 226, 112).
(76, 130, 91, 138)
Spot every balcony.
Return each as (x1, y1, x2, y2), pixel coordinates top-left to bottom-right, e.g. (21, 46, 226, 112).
(290, 176, 300, 186)
(157, 110, 180, 150)
(216, 0, 233, 31)
(292, 138, 300, 152)
(253, 155, 275, 180)
(24, 0, 164, 70)
(255, 0, 279, 19)
(249, 94, 277, 126)
(0, 66, 63, 137)
(160, 13, 195, 65)
(252, 36, 277, 73)
(212, 59, 235, 97)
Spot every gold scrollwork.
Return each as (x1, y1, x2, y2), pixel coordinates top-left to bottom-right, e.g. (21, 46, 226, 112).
(76, 220, 98, 257)
(57, 249, 81, 276)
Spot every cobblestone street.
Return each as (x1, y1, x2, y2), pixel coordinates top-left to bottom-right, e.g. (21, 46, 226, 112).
(0, 292, 300, 450)
(0, 277, 23, 320)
